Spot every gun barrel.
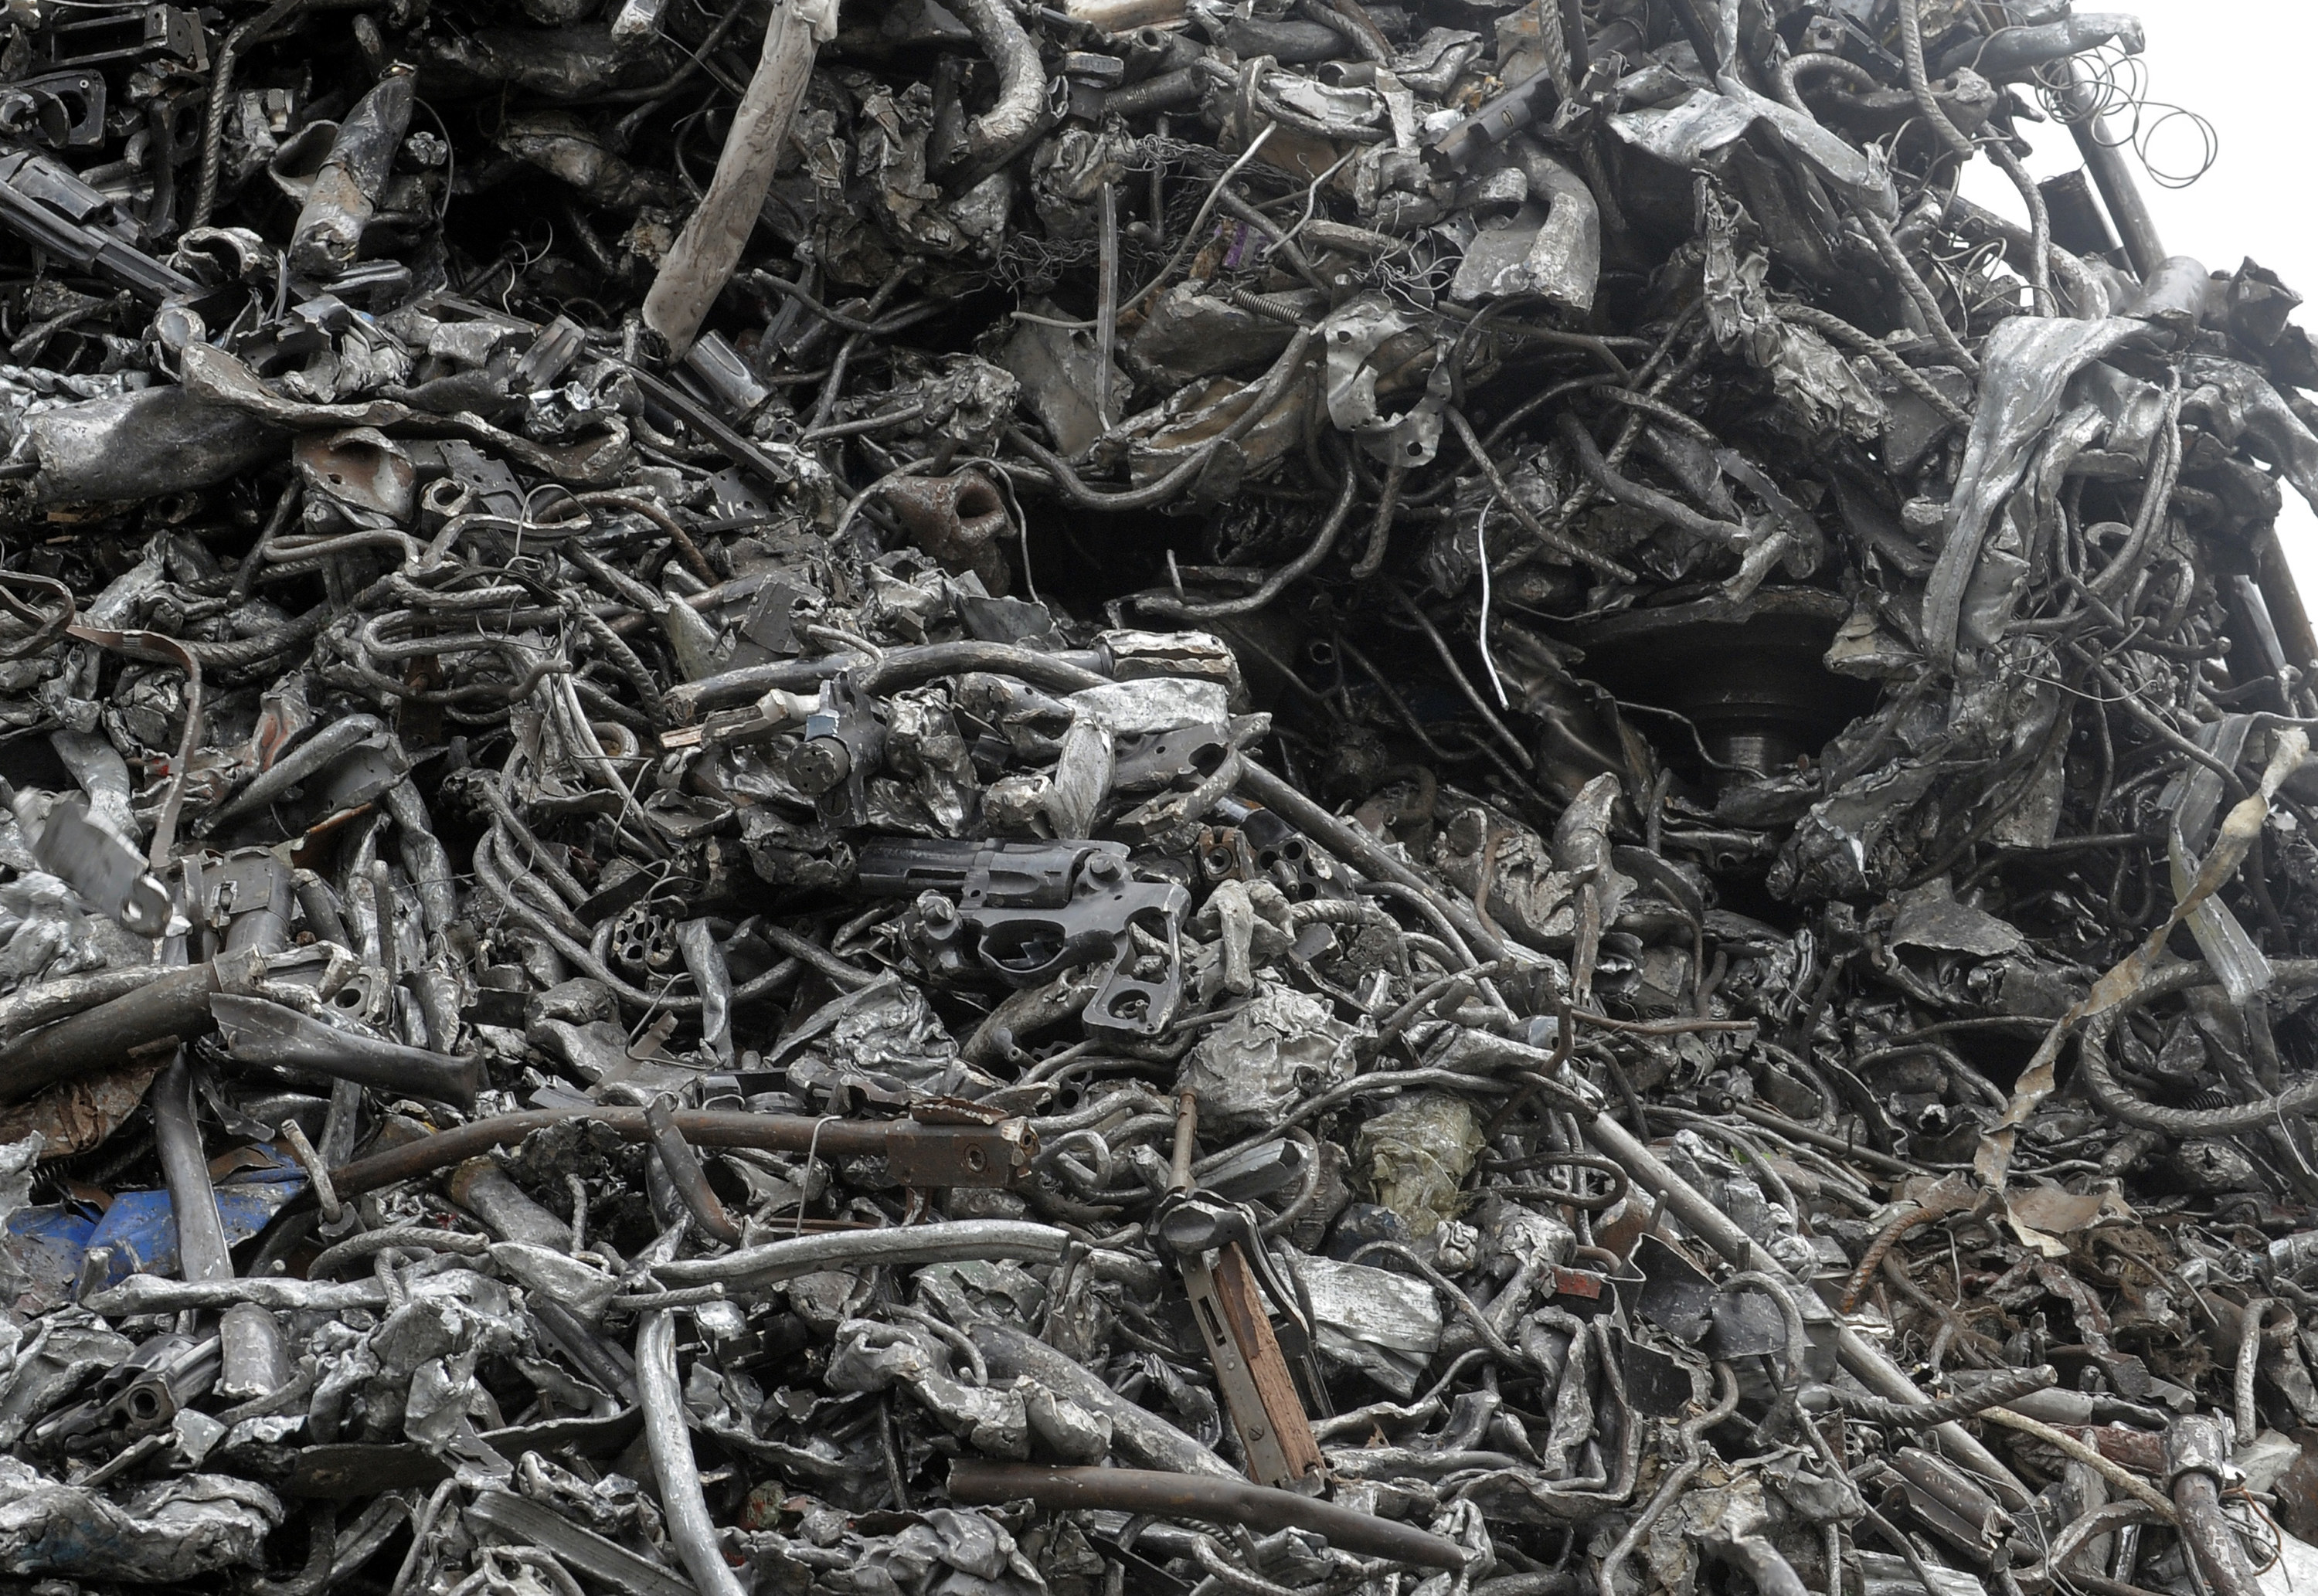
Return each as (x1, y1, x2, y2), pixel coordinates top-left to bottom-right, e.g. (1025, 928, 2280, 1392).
(0, 148, 197, 301)
(1432, 65, 1558, 170)
(856, 837, 986, 898)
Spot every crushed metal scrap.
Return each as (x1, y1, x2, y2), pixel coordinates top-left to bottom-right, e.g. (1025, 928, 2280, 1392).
(0, 0, 2310, 1594)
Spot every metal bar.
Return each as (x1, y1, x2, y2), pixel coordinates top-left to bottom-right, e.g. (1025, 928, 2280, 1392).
(328, 1105, 1035, 1197)
(2061, 59, 2164, 279)
(948, 1462, 1467, 1571)
(151, 1051, 232, 1284)
(0, 952, 259, 1103)
(637, 1309, 749, 1596)
(644, 1095, 743, 1244)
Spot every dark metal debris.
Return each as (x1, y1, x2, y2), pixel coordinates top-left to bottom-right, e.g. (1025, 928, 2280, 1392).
(0, 1, 2307, 1595)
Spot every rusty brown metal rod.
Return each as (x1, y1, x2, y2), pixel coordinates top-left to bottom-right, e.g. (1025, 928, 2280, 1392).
(947, 1462, 1468, 1571)
(2168, 1416, 2265, 1596)
(328, 1105, 1033, 1198)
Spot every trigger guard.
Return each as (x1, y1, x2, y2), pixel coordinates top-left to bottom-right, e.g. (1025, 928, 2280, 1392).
(974, 918, 1115, 987)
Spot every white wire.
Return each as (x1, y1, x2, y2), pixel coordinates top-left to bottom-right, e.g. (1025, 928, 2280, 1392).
(1476, 500, 1508, 709)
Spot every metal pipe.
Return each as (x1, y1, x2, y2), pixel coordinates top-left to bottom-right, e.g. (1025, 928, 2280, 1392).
(2169, 1416, 2265, 1596)
(408, 965, 464, 1054)
(970, 1322, 1239, 1478)
(288, 66, 414, 278)
(539, 1299, 639, 1401)
(1557, 0, 1586, 78)
(326, 1105, 1035, 1198)
(950, 0, 1045, 165)
(219, 853, 296, 956)
(638, 1309, 749, 1596)
(2061, 59, 2163, 279)
(381, 781, 458, 936)
(156, 1034, 296, 1415)
(638, 0, 824, 356)
(204, 715, 389, 832)
(0, 967, 168, 1042)
(318, 1075, 363, 1166)
(948, 1462, 1467, 1571)
(294, 870, 352, 949)
(1716, 1537, 1813, 1596)
(0, 952, 262, 1103)
(447, 1159, 574, 1251)
(2235, 1298, 2285, 1444)
(210, 994, 480, 1107)
(1103, 66, 1206, 118)
(853, 640, 1109, 698)
(216, 1302, 292, 1403)
(652, 1219, 1074, 1287)
(1169, 1089, 1197, 1190)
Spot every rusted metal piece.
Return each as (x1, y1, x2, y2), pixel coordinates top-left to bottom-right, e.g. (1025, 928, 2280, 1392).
(0, 1051, 167, 1155)
(881, 470, 1013, 593)
(151, 1054, 231, 1285)
(291, 429, 416, 522)
(327, 1103, 1036, 1197)
(1157, 1094, 1326, 1492)
(2168, 1417, 2265, 1596)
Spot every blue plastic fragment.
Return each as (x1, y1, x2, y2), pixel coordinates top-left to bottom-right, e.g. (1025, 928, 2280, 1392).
(5, 1204, 97, 1304)
(85, 1190, 186, 1285)
(31, 1153, 311, 1291)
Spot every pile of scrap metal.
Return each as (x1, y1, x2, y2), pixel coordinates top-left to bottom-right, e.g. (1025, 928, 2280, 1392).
(0, 0, 2313, 1593)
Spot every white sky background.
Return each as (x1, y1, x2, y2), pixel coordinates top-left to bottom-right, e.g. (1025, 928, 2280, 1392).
(1952, 0, 2318, 602)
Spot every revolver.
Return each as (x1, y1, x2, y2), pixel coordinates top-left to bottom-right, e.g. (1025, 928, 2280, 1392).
(856, 837, 1188, 1039)
(0, 146, 195, 302)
